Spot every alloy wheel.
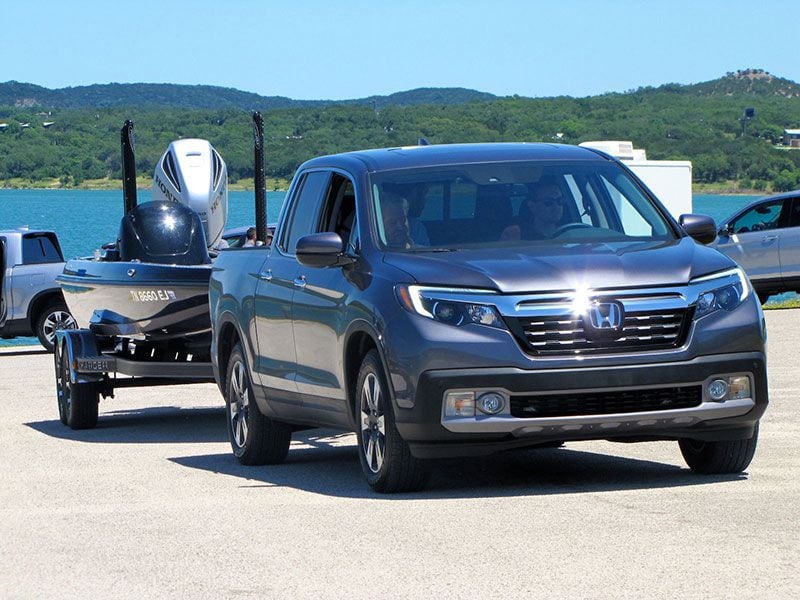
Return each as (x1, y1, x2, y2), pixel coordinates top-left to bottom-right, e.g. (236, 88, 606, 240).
(229, 359, 250, 448)
(360, 372, 386, 473)
(43, 310, 77, 346)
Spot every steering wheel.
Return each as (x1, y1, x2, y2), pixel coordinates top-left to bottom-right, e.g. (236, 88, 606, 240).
(552, 222, 593, 237)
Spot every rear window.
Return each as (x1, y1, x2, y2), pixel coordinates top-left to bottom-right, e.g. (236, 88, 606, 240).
(22, 234, 63, 264)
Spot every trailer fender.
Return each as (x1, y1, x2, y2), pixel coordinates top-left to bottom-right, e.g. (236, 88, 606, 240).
(56, 329, 109, 384)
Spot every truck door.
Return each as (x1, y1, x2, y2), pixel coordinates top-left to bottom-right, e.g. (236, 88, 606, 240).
(779, 196, 800, 286)
(291, 172, 360, 425)
(252, 170, 329, 407)
(716, 198, 787, 286)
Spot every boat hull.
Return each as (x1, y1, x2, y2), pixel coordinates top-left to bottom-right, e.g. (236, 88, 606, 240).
(57, 259, 212, 346)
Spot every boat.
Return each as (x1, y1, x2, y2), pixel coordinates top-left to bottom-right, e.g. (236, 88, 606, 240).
(56, 119, 260, 358)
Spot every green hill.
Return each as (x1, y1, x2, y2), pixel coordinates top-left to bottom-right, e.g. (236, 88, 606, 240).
(1, 70, 799, 191)
(0, 81, 496, 110)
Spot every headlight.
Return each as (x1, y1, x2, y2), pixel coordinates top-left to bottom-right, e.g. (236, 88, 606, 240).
(691, 268, 750, 318)
(396, 285, 505, 329)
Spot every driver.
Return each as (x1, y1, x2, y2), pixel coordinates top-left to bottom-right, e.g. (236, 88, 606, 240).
(501, 176, 566, 240)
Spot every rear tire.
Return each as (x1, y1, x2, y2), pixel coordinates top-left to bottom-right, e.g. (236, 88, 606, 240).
(36, 301, 77, 352)
(355, 350, 428, 493)
(225, 343, 291, 465)
(679, 424, 759, 474)
(55, 340, 99, 430)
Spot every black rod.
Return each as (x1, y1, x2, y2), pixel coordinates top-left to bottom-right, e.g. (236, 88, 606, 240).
(252, 112, 267, 243)
(121, 120, 137, 214)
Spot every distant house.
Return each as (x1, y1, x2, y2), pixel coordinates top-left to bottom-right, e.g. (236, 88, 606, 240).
(784, 129, 800, 147)
(42, 121, 55, 128)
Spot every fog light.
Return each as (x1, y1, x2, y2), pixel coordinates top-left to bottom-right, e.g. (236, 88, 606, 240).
(445, 391, 475, 417)
(477, 392, 505, 415)
(728, 376, 751, 400)
(707, 379, 729, 401)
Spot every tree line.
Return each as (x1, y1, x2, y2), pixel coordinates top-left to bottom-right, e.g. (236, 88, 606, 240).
(2, 85, 800, 190)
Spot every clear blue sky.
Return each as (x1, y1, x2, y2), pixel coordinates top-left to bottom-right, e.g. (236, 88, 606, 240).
(3, 0, 798, 100)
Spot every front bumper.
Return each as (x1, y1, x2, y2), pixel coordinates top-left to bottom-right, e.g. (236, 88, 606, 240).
(394, 352, 767, 459)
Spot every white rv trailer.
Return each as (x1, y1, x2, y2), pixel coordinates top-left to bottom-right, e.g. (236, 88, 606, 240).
(579, 141, 692, 219)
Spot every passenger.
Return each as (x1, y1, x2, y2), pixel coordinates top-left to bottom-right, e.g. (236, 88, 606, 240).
(501, 176, 566, 240)
(243, 227, 257, 247)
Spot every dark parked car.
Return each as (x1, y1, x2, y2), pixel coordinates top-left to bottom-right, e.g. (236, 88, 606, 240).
(210, 143, 768, 492)
(713, 190, 800, 303)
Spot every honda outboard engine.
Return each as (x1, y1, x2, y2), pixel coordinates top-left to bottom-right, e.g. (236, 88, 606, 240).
(119, 201, 211, 265)
(152, 139, 228, 248)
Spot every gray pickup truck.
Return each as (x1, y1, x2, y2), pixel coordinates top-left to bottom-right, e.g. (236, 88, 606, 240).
(209, 143, 768, 493)
(0, 228, 76, 351)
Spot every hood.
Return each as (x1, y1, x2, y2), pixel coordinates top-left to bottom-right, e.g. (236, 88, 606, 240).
(382, 237, 736, 293)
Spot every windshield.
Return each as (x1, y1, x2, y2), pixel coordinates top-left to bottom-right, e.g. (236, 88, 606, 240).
(370, 161, 676, 251)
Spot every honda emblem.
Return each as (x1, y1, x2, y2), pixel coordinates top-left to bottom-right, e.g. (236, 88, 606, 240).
(587, 302, 624, 330)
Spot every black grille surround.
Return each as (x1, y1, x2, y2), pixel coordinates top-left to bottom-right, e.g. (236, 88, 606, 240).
(510, 385, 703, 418)
(507, 306, 694, 356)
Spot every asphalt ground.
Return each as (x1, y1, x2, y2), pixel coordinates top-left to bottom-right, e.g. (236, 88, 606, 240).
(0, 311, 798, 599)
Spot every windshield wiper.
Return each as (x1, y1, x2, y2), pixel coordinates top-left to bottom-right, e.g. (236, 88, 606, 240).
(408, 247, 458, 253)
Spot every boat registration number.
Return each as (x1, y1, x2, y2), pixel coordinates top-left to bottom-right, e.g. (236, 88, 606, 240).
(130, 289, 177, 302)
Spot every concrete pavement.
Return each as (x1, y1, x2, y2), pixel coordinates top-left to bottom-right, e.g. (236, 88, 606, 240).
(0, 311, 798, 599)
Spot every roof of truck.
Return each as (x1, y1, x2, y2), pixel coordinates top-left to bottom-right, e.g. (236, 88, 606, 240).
(299, 142, 610, 173)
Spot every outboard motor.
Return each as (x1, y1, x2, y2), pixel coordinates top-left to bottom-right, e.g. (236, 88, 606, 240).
(152, 139, 228, 249)
(118, 201, 211, 265)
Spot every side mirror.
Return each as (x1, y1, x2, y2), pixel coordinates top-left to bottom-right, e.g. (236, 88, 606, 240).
(296, 232, 354, 268)
(679, 214, 717, 245)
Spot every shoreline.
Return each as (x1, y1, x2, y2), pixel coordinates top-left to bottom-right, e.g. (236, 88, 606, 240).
(0, 177, 291, 193)
(0, 179, 770, 196)
(0, 178, 769, 196)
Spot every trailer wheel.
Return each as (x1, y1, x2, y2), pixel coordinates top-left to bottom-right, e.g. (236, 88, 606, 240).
(36, 301, 77, 353)
(225, 343, 291, 465)
(55, 340, 99, 430)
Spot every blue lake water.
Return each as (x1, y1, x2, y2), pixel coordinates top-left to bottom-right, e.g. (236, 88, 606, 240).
(0, 189, 767, 346)
(0, 189, 288, 260)
(0, 189, 759, 259)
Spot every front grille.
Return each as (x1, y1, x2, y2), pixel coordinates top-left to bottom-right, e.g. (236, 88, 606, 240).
(510, 385, 702, 418)
(510, 307, 691, 355)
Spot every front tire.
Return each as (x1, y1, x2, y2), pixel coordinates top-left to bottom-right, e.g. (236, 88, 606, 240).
(679, 424, 759, 474)
(225, 343, 291, 465)
(355, 350, 428, 493)
(55, 340, 99, 429)
(36, 302, 77, 352)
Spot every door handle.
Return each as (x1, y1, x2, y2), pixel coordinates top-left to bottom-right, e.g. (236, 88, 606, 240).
(258, 269, 272, 281)
(293, 275, 307, 289)
(762, 235, 778, 243)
